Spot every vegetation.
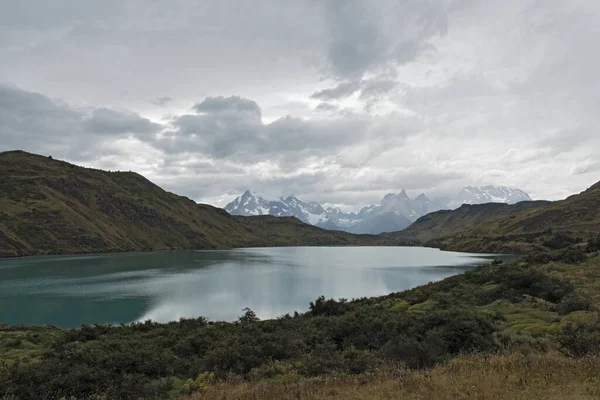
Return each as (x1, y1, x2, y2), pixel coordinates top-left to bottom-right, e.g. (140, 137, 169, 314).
(0, 151, 382, 257)
(2, 245, 600, 399)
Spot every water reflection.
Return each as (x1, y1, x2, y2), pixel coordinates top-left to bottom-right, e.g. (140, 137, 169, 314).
(0, 247, 516, 327)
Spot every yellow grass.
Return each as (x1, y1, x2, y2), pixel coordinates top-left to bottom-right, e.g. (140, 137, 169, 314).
(188, 352, 600, 400)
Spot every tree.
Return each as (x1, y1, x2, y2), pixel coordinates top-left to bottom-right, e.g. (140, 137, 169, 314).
(238, 308, 259, 323)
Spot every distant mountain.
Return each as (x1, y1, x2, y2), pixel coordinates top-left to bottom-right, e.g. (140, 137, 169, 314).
(347, 212, 412, 235)
(448, 186, 531, 208)
(225, 191, 329, 225)
(224, 190, 271, 216)
(387, 181, 600, 253)
(224, 185, 532, 235)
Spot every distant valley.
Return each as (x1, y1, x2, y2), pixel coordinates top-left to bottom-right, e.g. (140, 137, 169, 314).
(225, 186, 532, 234)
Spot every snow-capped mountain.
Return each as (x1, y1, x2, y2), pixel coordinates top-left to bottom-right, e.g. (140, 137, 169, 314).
(224, 190, 271, 216)
(448, 186, 532, 208)
(225, 190, 328, 225)
(325, 207, 359, 228)
(224, 186, 532, 234)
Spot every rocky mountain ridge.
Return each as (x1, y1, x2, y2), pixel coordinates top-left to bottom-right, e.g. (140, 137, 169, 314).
(224, 186, 532, 234)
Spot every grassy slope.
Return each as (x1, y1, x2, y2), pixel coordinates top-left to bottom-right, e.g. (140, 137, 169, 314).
(0, 151, 380, 257)
(387, 182, 600, 252)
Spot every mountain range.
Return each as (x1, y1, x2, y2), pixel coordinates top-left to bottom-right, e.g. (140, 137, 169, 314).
(1, 150, 598, 258)
(224, 186, 532, 234)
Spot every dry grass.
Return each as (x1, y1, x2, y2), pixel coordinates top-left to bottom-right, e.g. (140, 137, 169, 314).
(188, 352, 600, 400)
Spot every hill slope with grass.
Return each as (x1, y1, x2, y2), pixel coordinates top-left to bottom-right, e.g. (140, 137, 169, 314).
(387, 182, 600, 253)
(0, 151, 380, 257)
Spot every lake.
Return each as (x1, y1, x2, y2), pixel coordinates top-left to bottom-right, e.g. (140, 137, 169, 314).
(0, 247, 514, 327)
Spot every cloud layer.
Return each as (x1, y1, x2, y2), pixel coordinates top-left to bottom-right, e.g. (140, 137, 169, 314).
(1, 0, 599, 209)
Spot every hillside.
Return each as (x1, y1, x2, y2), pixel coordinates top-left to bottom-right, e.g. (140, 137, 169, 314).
(0, 151, 379, 257)
(389, 183, 600, 252)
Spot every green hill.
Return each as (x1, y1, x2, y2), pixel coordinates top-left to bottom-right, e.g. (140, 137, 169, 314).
(388, 183, 600, 252)
(0, 151, 380, 257)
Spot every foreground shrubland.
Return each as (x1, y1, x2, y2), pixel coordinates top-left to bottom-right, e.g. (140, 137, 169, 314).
(189, 352, 600, 400)
(1, 246, 600, 399)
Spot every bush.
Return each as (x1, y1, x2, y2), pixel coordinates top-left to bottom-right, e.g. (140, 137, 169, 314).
(524, 251, 553, 265)
(309, 296, 351, 316)
(543, 232, 579, 250)
(491, 266, 574, 303)
(183, 371, 215, 394)
(555, 294, 593, 315)
(587, 236, 600, 253)
(557, 314, 600, 357)
(556, 246, 587, 264)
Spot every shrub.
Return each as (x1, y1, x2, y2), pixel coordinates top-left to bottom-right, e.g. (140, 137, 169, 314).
(183, 371, 215, 394)
(557, 314, 600, 357)
(543, 232, 579, 250)
(587, 236, 600, 253)
(556, 246, 587, 264)
(309, 296, 351, 316)
(524, 251, 553, 265)
(555, 294, 593, 315)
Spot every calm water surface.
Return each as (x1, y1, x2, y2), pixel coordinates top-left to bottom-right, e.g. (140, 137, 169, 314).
(0, 247, 514, 327)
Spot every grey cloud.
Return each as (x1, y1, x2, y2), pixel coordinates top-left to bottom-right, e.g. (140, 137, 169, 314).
(311, 77, 398, 102)
(0, 84, 85, 155)
(323, 0, 385, 79)
(333, 168, 464, 193)
(315, 102, 339, 112)
(535, 127, 598, 157)
(84, 108, 162, 135)
(311, 81, 360, 100)
(155, 95, 375, 164)
(359, 78, 398, 100)
(0, 84, 160, 159)
(569, 160, 600, 176)
(322, 0, 453, 79)
(193, 96, 262, 118)
(151, 96, 173, 107)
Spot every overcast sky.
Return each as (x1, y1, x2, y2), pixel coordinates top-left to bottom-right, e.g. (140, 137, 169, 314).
(1, 0, 599, 209)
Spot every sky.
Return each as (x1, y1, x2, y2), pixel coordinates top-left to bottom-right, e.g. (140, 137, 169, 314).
(1, 0, 599, 210)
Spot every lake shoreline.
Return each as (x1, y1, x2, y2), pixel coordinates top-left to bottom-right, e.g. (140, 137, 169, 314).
(0, 241, 430, 259)
(0, 247, 510, 327)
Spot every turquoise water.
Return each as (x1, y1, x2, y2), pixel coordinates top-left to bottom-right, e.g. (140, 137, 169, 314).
(0, 247, 513, 327)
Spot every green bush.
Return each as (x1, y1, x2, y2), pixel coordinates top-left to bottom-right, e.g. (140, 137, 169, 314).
(555, 246, 587, 263)
(183, 371, 215, 394)
(587, 236, 600, 252)
(557, 314, 600, 357)
(543, 232, 579, 250)
(555, 294, 593, 315)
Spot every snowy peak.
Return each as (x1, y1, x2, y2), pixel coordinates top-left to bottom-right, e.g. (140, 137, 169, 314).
(224, 185, 532, 235)
(225, 192, 328, 225)
(450, 186, 532, 208)
(225, 190, 270, 216)
(414, 193, 430, 203)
